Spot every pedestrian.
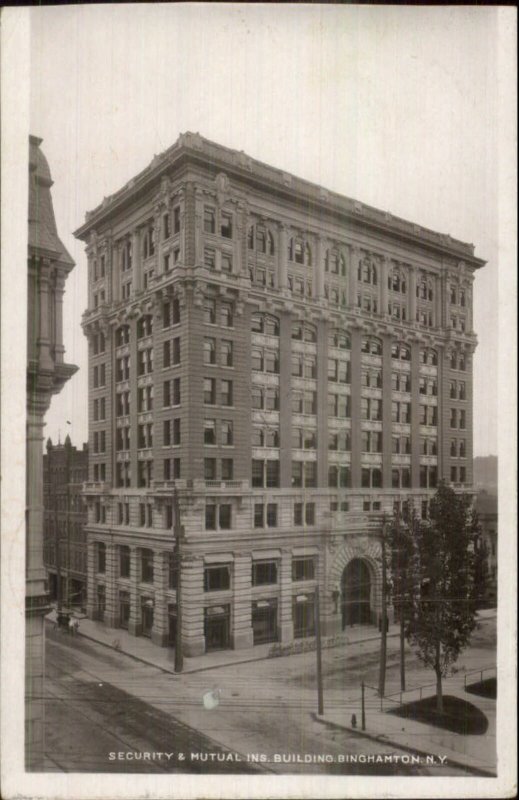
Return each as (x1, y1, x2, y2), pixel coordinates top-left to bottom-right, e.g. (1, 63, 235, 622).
(73, 618, 79, 635)
(69, 617, 75, 635)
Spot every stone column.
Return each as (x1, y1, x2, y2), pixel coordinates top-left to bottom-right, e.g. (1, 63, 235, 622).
(315, 236, 325, 300)
(181, 556, 205, 656)
(279, 310, 293, 488)
(380, 257, 390, 317)
(348, 247, 360, 310)
(408, 266, 417, 323)
(26, 410, 48, 595)
(434, 274, 441, 328)
(279, 549, 294, 643)
(127, 546, 141, 636)
(410, 340, 421, 487)
(382, 334, 393, 487)
(193, 186, 203, 267)
(232, 553, 254, 649)
(53, 271, 66, 363)
(151, 551, 168, 647)
(37, 262, 53, 370)
(350, 327, 362, 487)
(132, 230, 141, 294)
(129, 318, 138, 488)
(316, 318, 329, 487)
(278, 224, 288, 291)
(104, 542, 117, 628)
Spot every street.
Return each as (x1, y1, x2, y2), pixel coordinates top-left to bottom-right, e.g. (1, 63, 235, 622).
(42, 620, 489, 775)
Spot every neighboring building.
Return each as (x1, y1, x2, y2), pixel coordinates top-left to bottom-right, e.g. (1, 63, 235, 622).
(475, 490, 498, 605)
(473, 454, 498, 494)
(43, 436, 89, 611)
(27, 136, 77, 767)
(74, 132, 484, 657)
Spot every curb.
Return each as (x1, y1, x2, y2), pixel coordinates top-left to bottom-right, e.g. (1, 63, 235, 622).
(313, 713, 496, 778)
(47, 617, 400, 676)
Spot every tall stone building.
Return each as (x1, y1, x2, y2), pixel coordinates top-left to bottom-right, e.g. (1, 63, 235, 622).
(27, 136, 77, 766)
(43, 437, 89, 611)
(75, 132, 484, 657)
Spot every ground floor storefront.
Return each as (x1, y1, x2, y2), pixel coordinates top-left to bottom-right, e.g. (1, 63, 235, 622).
(85, 530, 384, 656)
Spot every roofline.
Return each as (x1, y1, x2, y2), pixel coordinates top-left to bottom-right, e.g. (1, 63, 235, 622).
(74, 133, 486, 268)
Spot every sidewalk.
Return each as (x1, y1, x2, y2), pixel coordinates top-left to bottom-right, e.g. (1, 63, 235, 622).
(317, 670, 496, 777)
(45, 608, 399, 675)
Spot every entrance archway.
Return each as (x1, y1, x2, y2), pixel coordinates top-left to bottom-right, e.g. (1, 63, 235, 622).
(341, 559, 372, 628)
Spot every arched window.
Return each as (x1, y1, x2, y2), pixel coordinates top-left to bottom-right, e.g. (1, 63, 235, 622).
(292, 321, 316, 342)
(389, 267, 407, 294)
(391, 342, 410, 361)
(248, 225, 275, 255)
(361, 336, 382, 356)
(329, 329, 351, 350)
(359, 257, 377, 286)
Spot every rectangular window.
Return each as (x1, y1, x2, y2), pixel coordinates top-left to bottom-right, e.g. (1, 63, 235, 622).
(221, 458, 233, 480)
(221, 420, 233, 446)
(292, 558, 315, 582)
(266, 460, 280, 488)
(221, 253, 233, 273)
(205, 504, 217, 530)
(221, 379, 233, 406)
(220, 212, 233, 238)
(254, 503, 264, 529)
(204, 207, 216, 234)
(140, 549, 154, 583)
(204, 419, 216, 445)
(305, 503, 315, 525)
(119, 546, 130, 578)
(204, 378, 216, 405)
(204, 458, 216, 480)
(252, 561, 277, 586)
(219, 504, 231, 529)
(304, 461, 317, 488)
(221, 302, 233, 328)
(266, 503, 278, 528)
(204, 565, 230, 591)
(221, 339, 233, 367)
(204, 299, 216, 324)
(204, 337, 216, 365)
(204, 248, 216, 271)
(294, 502, 303, 525)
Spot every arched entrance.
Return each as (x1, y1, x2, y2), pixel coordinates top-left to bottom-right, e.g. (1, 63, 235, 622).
(341, 559, 372, 628)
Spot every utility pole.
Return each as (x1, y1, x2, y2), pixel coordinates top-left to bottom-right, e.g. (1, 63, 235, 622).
(378, 517, 388, 698)
(172, 482, 184, 673)
(315, 586, 324, 715)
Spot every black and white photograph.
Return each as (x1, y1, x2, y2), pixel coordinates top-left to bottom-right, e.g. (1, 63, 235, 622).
(0, 4, 516, 799)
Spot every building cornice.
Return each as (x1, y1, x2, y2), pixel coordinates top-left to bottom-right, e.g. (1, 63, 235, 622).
(74, 132, 486, 270)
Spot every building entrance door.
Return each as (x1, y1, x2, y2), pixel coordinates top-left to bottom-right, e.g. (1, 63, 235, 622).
(204, 606, 230, 651)
(341, 559, 372, 628)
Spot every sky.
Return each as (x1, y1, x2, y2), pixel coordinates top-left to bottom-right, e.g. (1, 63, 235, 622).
(29, 4, 505, 456)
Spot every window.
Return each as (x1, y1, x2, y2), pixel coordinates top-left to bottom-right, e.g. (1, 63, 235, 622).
(221, 458, 233, 480)
(173, 206, 181, 234)
(204, 458, 216, 480)
(459, 381, 466, 400)
(221, 420, 233, 446)
(204, 565, 230, 591)
(221, 302, 233, 328)
(221, 340, 233, 367)
(204, 378, 216, 405)
(204, 248, 216, 271)
(204, 299, 216, 325)
(138, 385, 154, 411)
(292, 558, 315, 581)
(204, 419, 216, 445)
(140, 549, 154, 583)
(305, 503, 315, 525)
(459, 410, 466, 429)
(221, 379, 233, 406)
(252, 386, 264, 410)
(96, 542, 106, 573)
(265, 388, 279, 411)
(252, 349, 263, 372)
(137, 460, 153, 488)
(204, 338, 216, 365)
(204, 207, 216, 234)
(362, 337, 382, 356)
(252, 561, 277, 585)
(266, 503, 278, 527)
(459, 440, 466, 458)
(220, 212, 233, 238)
(450, 408, 457, 428)
(164, 457, 180, 480)
(304, 391, 317, 415)
(219, 504, 231, 529)
(205, 504, 217, 530)
(163, 297, 181, 328)
(254, 504, 264, 528)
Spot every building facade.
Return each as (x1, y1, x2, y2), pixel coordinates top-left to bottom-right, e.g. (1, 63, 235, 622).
(75, 132, 484, 657)
(27, 136, 77, 766)
(475, 490, 498, 605)
(43, 437, 89, 611)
